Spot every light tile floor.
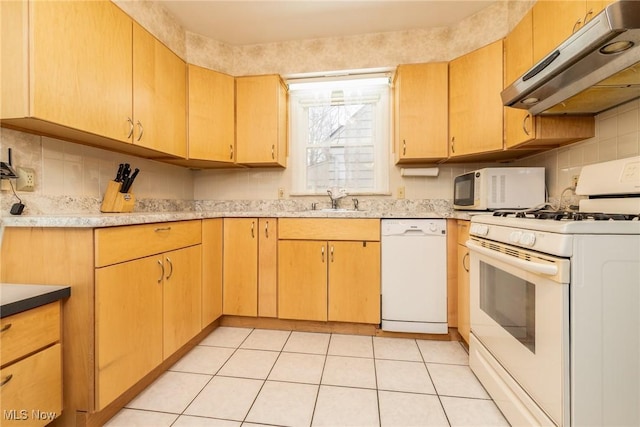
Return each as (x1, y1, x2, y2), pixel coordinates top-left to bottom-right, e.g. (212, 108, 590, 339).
(105, 327, 510, 427)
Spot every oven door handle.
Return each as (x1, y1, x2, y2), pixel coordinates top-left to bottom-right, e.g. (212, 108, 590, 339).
(466, 240, 558, 276)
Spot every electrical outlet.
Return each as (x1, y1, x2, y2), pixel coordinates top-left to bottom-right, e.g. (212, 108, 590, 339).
(571, 175, 579, 188)
(397, 186, 405, 199)
(16, 167, 35, 191)
(278, 188, 285, 199)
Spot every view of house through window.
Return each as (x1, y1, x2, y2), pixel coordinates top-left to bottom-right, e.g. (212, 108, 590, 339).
(288, 76, 390, 195)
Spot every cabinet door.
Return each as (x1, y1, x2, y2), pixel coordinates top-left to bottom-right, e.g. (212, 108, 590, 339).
(328, 241, 381, 324)
(163, 245, 202, 357)
(236, 75, 287, 166)
(30, 0, 132, 142)
(258, 219, 278, 317)
(95, 255, 163, 410)
(457, 221, 471, 344)
(394, 63, 449, 163)
(133, 23, 187, 157)
(188, 65, 235, 162)
(202, 219, 223, 327)
(449, 40, 504, 157)
(0, 344, 62, 427)
(278, 240, 328, 321)
(223, 218, 258, 316)
(505, 9, 536, 149)
(532, 0, 586, 63)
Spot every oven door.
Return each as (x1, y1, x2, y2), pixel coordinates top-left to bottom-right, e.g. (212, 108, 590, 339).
(468, 238, 570, 426)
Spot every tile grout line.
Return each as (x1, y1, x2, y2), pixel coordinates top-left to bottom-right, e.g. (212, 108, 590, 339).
(170, 327, 256, 426)
(416, 337, 453, 427)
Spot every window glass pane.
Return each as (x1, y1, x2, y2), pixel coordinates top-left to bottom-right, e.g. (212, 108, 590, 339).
(289, 77, 389, 195)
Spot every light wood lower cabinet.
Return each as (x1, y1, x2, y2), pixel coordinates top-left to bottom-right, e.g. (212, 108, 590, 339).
(277, 219, 381, 324)
(457, 220, 471, 344)
(328, 241, 381, 324)
(0, 221, 207, 425)
(202, 219, 224, 327)
(0, 302, 63, 427)
(95, 256, 163, 410)
(223, 218, 278, 317)
(278, 240, 329, 321)
(95, 225, 202, 410)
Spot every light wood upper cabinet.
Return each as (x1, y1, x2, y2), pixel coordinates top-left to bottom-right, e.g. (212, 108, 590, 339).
(187, 65, 235, 163)
(1, 1, 187, 159)
(532, 0, 612, 64)
(223, 218, 259, 316)
(394, 63, 449, 163)
(133, 23, 187, 158)
(1, 0, 132, 142)
(449, 40, 504, 158)
(505, 9, 595, 149)
(236, 75, 288, 167)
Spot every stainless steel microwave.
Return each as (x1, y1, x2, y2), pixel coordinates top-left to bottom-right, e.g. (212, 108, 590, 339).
(453, 167, 546, 211)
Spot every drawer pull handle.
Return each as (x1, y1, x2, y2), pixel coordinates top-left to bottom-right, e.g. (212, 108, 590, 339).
(157, 260, 164, 283)
(0, 323, 11, 333)
(0, 374, 13, 387)
(136, 120, 144, 141)
(127, 117, 134, 139)
(463, 252, 470, 272)
(330, 246, 334, 262)
(251, 221, 255, 238)
(154, 227, 172, 232)
(166, 257, 174, 280)
(265, 221, 269, 238)
(321, 246, 325, 263)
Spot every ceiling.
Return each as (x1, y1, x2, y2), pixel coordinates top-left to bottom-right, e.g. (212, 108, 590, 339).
(159, 1, 497, 46)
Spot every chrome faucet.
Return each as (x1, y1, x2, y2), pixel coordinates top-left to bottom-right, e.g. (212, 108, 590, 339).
(327, 188, 347, 209)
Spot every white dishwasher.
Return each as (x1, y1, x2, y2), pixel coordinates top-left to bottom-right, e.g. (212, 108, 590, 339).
(381, 219, 448, 334)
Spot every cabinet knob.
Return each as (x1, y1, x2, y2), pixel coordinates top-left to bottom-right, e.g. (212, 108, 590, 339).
(127, 117, 134, 139)
(136, 120, 144, 141)
(157, 259, 164, 283)
(165, 257, 173, 280)
(0, 374, 13, 387)
(522, 114, 532, 136)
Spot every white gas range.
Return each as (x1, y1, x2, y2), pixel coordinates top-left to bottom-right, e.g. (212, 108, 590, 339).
(467, 156, 640, 427)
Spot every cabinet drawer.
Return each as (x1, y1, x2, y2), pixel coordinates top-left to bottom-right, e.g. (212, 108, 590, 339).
(0, 344, 62, 427)
(278, 219, 380, 241)
(95, 220, 202, 267)
(0, 302, 60, 367)
(457, 220, 470, 246)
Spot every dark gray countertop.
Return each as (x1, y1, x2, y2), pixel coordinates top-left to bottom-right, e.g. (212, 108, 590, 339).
(1, 283, 71, 318)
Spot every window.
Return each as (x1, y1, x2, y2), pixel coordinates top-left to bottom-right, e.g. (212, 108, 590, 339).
(288, 76, 390, 195)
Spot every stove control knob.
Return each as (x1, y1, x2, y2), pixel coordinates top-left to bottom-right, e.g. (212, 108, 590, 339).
(519, 232, 536, 246)
(509, 231, 522, 244)
(471, 224, 489, 236)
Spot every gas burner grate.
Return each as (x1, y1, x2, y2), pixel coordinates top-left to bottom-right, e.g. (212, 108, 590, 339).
(493, 210, 640, 221)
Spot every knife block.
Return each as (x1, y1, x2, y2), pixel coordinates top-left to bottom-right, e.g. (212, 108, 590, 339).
(100, 181, 135, 213)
